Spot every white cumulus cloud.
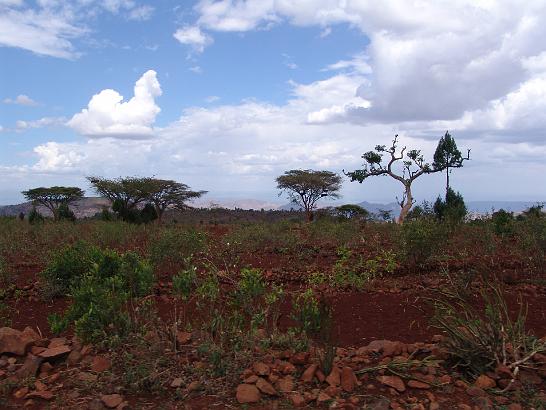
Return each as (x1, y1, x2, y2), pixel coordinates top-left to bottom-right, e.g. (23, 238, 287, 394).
(173, 25, 213, 53)
(67, 70, 162, 139)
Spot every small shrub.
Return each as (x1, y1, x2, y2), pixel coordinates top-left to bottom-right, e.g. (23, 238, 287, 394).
(491, 209, 514, 235)
(28, 207, 44, 224)
(172, 258, 197, 300)
(430, 279, 546, 378)
(399, 219, 445, 268)
(40, 241, 103, 297)
(49, 249, 155, 343)
(150, 228, 207, 269)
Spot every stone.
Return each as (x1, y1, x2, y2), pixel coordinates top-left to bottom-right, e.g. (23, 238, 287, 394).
(507, 404, 522, 410)
(16, 354, 43, 379)
(101, 394, 123, 408)
(78, 372, 98, 382)
(276, 376, 294, 393)
(236, 384, 261, 403)
(47, 338, 67, 349)
(176, 331, 192, 345)
(281, 362, 296, 374)
(187, 381, 201, 392)
(290, 392, 305, 407)
(253, 362, 270, 376)
(365, 340, 402, 357)
(243, 375, 258, 383)
(367, 397, 391, 410)
(519, 369, 542, 385)
(316, 391, 331, 404)
(34, 380, 47, 391)
(91, 356, 111, 373)
(170, 378, 183, 388)
(13, 387, 29, 399)
(465, 386, 486, 397)
(326, 367, 341, 386)
(301, 364, 317, 382)
(438, 374, 451, 384)
(67, 349, 82, 365)
(290, 352, 309, 365)
(25, 390, 54, 401)
(38, 345, 71, 359)
(256, 377, 277, 395)
(377, 375, 405, 392)
(474, 374, 496, 389)
(408, 379, 431, 389)
(0, 327, 40, 356)
(341, 367, 355, 392)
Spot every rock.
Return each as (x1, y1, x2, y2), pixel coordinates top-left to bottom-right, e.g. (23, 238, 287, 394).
(365, 340, 402, 357)
(438, 374, 451, 384)
(301, 364, 317, 382)
(519, 369, 542, 385)
(367, 396, 391, 410)
(244, 374, 258, 383)
(465, 386, 486, 397)
(236, 384, 261, 403)
(47, 338, 67, 349)
(187, 381, 201, 392)
(290, 392, 305, 407)
(408, 379, 431, 389)
(458, 405, 472, 410)
(25, 390, 54, 401)
(253, 362, 270, 376)
(316, 391, 331, 404)
(176, 331, 192, 345)
(474, 374, 496, 389)
(34, 380, 47, 391)
(91, 356, 111, 373)
(290, 352, 309, 365)
(326, 367, 341, 386)
(13, 387, 29, 399)
(78, 372, 98, 382)
(377, 375, 405, 392)
(0, 327, 40, 356)
(67, 349, 82, 365)
(276, 376, 294, 393)
(101, 394, 123, 408)
(38, 345, 71, 359)
(170, 377, 183, 388)
(16, 354, 43, 379)
(281, 361, 296, 374)
(507, 404, 522, 410)
(256, 377, 277, 395)
(341, 367, 355, 392)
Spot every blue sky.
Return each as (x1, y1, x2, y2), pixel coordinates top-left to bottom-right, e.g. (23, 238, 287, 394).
(1, 1, 546, 206)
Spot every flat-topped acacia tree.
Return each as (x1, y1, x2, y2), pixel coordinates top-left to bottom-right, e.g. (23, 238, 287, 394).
(276, 169, 342, 222)
(21, 186, 84, 221)
(141, 178, 207, 222)
(345, 134, 469, 224)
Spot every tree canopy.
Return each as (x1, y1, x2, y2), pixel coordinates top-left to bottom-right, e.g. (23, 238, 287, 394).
(345, 134, 466, 224)
(276, 169, 342, 221)
(433, 131, 470, 197)
(21, 186, 84, 221)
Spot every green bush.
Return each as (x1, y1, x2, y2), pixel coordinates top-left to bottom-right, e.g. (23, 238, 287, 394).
(491, 209, 514, 235)
(49, 249, 154, 343)
(172, 258, 197, 300)
(40, 241, 103, 297)
(150, 227, 207, 269)
(399, 219, 445, 267)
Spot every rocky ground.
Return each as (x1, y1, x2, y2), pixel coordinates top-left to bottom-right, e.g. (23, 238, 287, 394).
(1, 326, 545, 409)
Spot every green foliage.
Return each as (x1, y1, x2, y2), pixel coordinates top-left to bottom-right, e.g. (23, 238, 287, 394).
(292, 289, 331, 339)
(233, 268, 266, 319)
(406, 201, 434, 221)
(399, 219, 445, 267)
(28, 207, 44, 224)
(491, 209, 514, 235)
(276, 169, 342, 221)
(172, 259, 197, 300)
(149, 227, 207, 269)
(335, 204, 369, 220)
(21, 186, 84, 221)
(58, 203, 76, 221)
(431, 279, 546, 378)
(40, 240, 103, 297)
(518, 203, 544, 220)
(433, 187, 467, 223)
(48, 249, 154, 343)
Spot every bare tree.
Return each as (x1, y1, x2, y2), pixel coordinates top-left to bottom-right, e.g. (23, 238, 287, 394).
(276, 169, 342, 221)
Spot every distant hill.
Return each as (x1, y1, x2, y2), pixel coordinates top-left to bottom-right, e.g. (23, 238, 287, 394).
(0, 197, 111, 218)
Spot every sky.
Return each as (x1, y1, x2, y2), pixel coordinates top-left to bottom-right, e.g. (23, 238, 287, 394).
(1, 0, 546, 206)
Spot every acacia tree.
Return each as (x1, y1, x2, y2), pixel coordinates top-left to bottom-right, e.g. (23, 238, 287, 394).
(346, 134, 459, 224)
(21, 187, 84, 221)
(87, 176, 150, 217)
(276, 169, 342, 221)
(433, 131, 470, 197)
(141, 178, 207, 222)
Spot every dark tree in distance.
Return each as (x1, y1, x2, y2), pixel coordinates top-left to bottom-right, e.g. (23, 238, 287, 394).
(276, 169, 342, 222)
(21, 186, 84, 221)
(433, 187, 467, 223)
(433, 131, 470, 197)
(87, 176, 149, 214)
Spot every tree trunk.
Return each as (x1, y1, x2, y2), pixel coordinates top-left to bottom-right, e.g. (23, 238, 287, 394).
(446, 166, 450, 198)
(397, 185, 413, 224)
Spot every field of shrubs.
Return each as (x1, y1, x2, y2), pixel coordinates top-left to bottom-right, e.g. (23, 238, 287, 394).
(0, 209, 545, 409)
